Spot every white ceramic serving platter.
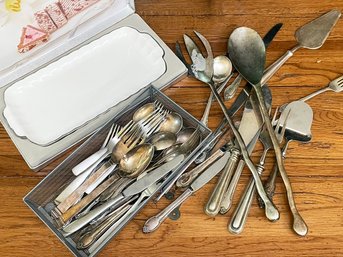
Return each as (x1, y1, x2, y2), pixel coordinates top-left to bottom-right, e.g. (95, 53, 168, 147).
(0, 13, 187, 170)
(4, 26, 166, 146)
(0, 0, 136, 87)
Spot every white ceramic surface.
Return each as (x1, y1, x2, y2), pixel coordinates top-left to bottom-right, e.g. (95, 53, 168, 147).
(3, 26, 166, 145)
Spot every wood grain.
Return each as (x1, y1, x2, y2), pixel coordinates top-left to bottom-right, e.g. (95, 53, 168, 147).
(1, 0, 343, 256)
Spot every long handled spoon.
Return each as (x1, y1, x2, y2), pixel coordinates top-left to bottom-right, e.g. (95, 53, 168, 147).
(229, 27, 307, 236)
(184, 31, 279, 222)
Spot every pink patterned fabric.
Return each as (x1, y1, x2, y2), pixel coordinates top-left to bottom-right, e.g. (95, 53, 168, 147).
(34, 10, 57, 33)
(45, 2, 68, 28)
(58, 0, 100, 19)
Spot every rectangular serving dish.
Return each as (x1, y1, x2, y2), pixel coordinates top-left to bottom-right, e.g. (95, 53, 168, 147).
(24, 86, 212, 257)
(0, 12, 187, 170)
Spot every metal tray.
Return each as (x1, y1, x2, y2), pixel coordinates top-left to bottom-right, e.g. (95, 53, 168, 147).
(0, 13, 187, 171)
(24, 86, 212, 257)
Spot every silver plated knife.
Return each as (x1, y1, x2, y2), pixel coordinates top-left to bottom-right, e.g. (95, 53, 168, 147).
(62, 155, 184, 235)
(142, 150, 232, 233)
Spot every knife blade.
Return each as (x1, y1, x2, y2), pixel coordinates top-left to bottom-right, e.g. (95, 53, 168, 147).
(143, 150, 230, 233)
(62, 155, 184, 235)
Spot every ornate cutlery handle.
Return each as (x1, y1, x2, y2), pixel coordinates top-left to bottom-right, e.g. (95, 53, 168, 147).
(260, 45, 301, 86)
(205, 148, 240, 216)
(143, 188, 193, 233)
(254, 85, 307, 236)
(176, 148, 224, 188)
(229, 149, 268, 234)
(224, 74, 242, 100)
(77, 204, 131, 250)
(219, 158, 244, 214)
(72, 148, 109, 176)
(228, 176, 255, 234)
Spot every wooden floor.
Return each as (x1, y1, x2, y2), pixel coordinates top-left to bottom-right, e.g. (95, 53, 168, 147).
(1, 0, 343, 256)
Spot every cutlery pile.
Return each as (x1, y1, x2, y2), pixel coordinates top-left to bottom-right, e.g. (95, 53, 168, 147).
(143, 9, 342, 237)
(47, 100, 204, 250)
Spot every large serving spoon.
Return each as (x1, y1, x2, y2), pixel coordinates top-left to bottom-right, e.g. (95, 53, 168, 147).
(262, 101, 313, 205)
(185, 31, 279, 221)
(229, 27, 307, 236)
(262, 9, 341, 84)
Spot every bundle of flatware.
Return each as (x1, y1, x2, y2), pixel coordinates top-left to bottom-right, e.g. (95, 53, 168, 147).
(142, 9, 342, 237)
(47, 100, 206, 249)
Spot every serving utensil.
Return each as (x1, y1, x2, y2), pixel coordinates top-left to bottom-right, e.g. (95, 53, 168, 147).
(192, 23, 282, 165)
(223, 23, 283, 100)
(262, 101, 313, 211)
(229, 26, 307, 235)
(218, 86, 272, 215)
(184, 31, 279, 221)
(200, 55, 232, 126)
(228, 109, 288, 234)
(263, 10, 341, 84)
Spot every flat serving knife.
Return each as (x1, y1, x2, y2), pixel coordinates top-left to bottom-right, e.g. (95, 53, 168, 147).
(62, 155, 184, 235)
(142, 150, 232, 233)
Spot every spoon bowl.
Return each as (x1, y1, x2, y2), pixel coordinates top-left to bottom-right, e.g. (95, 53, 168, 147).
(159, 112, 183, 134)
(213, 55, 232, 84)
(176, 127, 196, 144)
(118, 143, 154, 178)
(149, 131, 177, 151)
(132, 103, 155, 122)
(228, 27, 266, 85)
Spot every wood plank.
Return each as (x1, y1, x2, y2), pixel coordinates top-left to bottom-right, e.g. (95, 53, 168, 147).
(1, 0, 343, 256)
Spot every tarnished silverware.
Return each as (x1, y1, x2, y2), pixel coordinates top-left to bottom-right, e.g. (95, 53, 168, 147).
(62, 155, 185, 236)
(176, 146, 229, 188)
(223, 23, 283, 101)
(217, 86, 271, 215)
(261, 101, 313, 208)
(228, 109, 288, 234)
(262, 10, 341, 86)
(280, 75, 343, 112)
(183, 31, 279, 221)
(143, 151, 228, 233)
